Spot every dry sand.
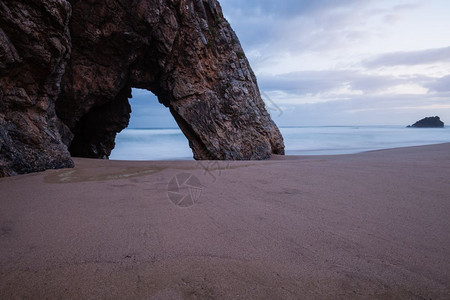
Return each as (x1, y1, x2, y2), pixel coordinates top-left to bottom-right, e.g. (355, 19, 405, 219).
(1, 143, 449, 299)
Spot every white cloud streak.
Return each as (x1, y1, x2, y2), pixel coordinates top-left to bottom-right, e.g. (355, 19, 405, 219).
(364, 46, 450, 67)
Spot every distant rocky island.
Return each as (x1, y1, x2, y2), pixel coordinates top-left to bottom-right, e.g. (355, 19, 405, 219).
(407, 116, 445, 128)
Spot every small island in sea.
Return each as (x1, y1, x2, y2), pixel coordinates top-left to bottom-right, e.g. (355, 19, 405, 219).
(407, 116, 445, 128)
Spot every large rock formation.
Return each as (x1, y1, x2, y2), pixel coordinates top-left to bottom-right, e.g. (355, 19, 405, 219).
(0, 0, 284, 176)
(407, 116, 445, 128)
(0, 0, 74, 176)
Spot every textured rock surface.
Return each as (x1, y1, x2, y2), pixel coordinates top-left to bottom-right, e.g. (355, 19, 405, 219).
(408, 116, 444, 128)
(0, 0, 284, 176)
(58, 0, 284, 160)
(0, 0, 74, 176)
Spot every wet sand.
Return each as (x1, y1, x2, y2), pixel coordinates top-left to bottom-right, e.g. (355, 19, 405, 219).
(1, 143, 450, 299)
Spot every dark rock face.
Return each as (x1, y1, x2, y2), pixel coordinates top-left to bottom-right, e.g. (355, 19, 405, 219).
(0, 0, 74, 176)
(408, 116, 444, 128)
(0, 0, 284, 176)
(58, 0, 284, 160)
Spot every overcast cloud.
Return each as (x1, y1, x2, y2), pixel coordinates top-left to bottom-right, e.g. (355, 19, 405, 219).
(217, 0, 450, 126)
(364, 46, 450, 67)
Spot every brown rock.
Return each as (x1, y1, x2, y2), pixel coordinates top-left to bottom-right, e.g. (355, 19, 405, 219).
(0, 0, 284, 176)
(58, 0, 284, 160)
(0, 0, 74, 176)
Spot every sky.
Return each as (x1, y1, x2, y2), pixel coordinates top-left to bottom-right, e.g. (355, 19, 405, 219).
(129, 0, 450, 127)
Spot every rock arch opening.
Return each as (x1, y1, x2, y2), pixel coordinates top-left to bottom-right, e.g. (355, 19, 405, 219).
(110, 89, 193, 160)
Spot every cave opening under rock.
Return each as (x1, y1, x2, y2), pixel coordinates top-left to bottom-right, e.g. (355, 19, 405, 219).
(63, 86, 194, 160)
(109, 89, 193, 160)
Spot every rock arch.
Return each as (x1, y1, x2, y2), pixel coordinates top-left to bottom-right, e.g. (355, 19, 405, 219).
(0, 0, 284, 176)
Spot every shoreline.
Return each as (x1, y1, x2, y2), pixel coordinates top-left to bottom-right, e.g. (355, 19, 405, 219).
(107, 142, 450, 162)
(277, 141, 450, 159)
(1, 143, 450, 298)
(112, 125, 450, 161)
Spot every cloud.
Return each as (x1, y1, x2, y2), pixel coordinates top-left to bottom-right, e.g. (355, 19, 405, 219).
(364, 46, 450, 67)
(258, 71, 354, 95)
(269, 93, 450, 126)
(220, 0, 361, 19)
(257, 70, 426, 96)
(426, 75, 450, 92)
(257, 68, 450, 126)
(220, 0, 425, 58)
(220, 0, 370, 53)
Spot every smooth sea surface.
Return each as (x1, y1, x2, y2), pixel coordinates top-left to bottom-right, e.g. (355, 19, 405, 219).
(110, 126, 450, 160)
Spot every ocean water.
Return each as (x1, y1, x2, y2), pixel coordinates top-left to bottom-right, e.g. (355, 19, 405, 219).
(110, 126, 450, 160)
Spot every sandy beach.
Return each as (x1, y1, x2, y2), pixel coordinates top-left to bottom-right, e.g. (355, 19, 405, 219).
(1, 143, 449, 299)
